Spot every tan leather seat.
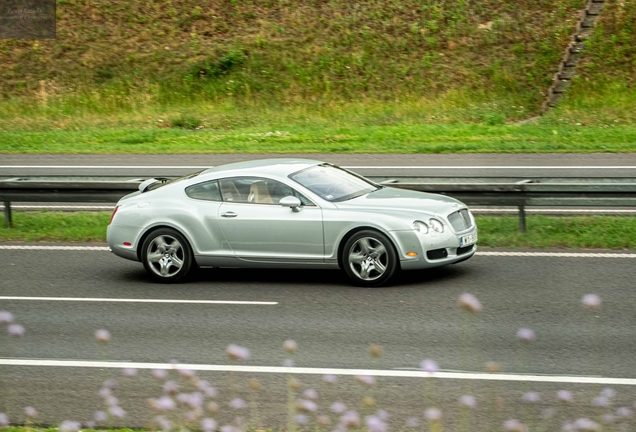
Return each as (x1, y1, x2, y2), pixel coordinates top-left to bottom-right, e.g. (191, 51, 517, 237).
(248, 181, 273, 204)
(220, 179, 244, 202)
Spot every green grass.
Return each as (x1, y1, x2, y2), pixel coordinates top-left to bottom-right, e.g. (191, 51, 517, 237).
(2, 212, 635, 249)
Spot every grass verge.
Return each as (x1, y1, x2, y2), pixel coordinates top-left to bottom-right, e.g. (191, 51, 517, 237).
(1, 212, 635, 249)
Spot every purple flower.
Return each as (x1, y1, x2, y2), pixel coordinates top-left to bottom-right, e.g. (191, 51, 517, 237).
(601, 413, 615, 424)
(365, 415, 387, 432)
(405, 417, 420, 428)
(94, 411, 108, 422)
(573, 418, 601, 431)
(228, 398, 246, 410)
(186, 393, 204, 409)
(226, 344, 250, 361)
(355, 375, 375, 385)
(0, 311, 13, 324)
(375, 410, 388, 421)
(8, 324, 25, 337)
(220, 426, 236, 432)
(98, 387, 111, 399)
(152, 369, 168, 380)
(522, 392, 540, 403)
(84, 421, 96, 429)
(503, 419, 525, 431)
(593, 396, 609, 408)
(283, 359, 296, 368)
(340, 410, 361, 428)
(582, 294, 602, 310)
(561, 422, 575, 432)
(600, 387, 616, 398)
(303, 389, 318, 400)
(459, 293, 483, 313)
(617, 407, 633, 418)
(0, 414, 8, 427)
(151, 396, 175, 412)
(201, 418, 217, 432)
(185, 410, 203, 422)
(424, 408, 442, 422)
(203, 386, 218, 398)
(323, 374, 338, 384)
(557, 390, 573, 403)
(59, 420, 81, 432)
(177, 368, 196, 379)
(94, 329, 111, 343)
(106, 396, 119, 407)
(459, 395, 477, 408)
(331, 402, 347, 414)
(294, 414, 308, 425)
(24, 406, 37, 419)
(284, 339, 298, 353)
(420, 359, 439, 373)
(163, 381, 179, 395)
(516, 328, 535, 342)
(109, 406, 126, 419)
(155, 416, 173, 432)
(122, 367, 138, 377)
(103, 379, 118, 389)
(297, 399, 318, 413)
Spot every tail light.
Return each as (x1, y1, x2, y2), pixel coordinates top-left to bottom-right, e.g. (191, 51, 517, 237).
(110, 206, 120, 224)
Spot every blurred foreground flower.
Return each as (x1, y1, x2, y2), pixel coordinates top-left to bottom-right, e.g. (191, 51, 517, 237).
(340, 410, 361, 428)
(94, 411, 108, 422)
(294, 414, 308, 425)
(557, 390, 573, 403)
(226, 344, 250, 361)
(0, 414, 8, 427)
(516, 328, 535, 342)
(617, 407, 633, 418)
(283, 339, 297, 353)
(355, 375, 375, 385)
(459, 395, 477, 408)
(503, 419, 526, 431)
(302, 389, 318, 400)
(152, 369, 168, 380)
(522, 392, 540, 403)
(424, 408, 442, 422)
(331, 402, 347, 414)
(8, 324, 25, 337)
(122, 367, 138, 377)
(459, 293, 483, 313)
(420, 359, 439, 373)
(573, 418, 601, 431)
(582, 294, 602, 310)
(365, 415, 387, 432)
(24, 406, 37, 419)
(297, 399, 317, 412)
(201, 418, 217, 432)
(368, 344, 382, 357)
(94, 329, 111, 344)
(59, 420, 81, 432)
(0, 311, 13, 324)
(323, 374, 338, 384)
(228, 398, 246, 410)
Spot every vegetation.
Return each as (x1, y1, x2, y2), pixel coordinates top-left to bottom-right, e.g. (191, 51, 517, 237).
(2, 211, 635, 249)
(0, 0, 633, 146)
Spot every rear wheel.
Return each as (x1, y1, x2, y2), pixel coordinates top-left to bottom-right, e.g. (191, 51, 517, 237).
(341, 230, 398, 287)
(141, 228, 193, 283)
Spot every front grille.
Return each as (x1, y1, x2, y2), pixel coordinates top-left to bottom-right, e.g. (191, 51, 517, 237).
(426, 248, 448, 260)
(448, 209, 472, 232)
(457, 245, 473, 256)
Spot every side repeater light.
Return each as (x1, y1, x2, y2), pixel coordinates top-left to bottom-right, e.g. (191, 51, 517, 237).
(406, 252, 418, 257)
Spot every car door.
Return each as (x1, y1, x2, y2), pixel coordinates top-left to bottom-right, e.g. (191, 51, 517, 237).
(217, 177, 324, 262)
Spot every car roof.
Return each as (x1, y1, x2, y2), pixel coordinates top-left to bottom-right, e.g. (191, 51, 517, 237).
(200, 158, 324, 178)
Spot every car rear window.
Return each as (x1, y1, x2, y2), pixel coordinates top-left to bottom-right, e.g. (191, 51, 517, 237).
(185, 180, 222, 201)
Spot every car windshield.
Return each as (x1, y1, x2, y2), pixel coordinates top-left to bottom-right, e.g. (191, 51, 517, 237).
(289, 164, 380, 202)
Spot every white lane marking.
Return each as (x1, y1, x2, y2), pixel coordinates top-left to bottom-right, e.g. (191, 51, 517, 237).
(0, 245, 109, 250)
(0, 296, 277, 305)
(473, 208, 636, 213)
(1, 245, 635, 258)
(478, 251, 636, 258)
(2, 165, 636, 170)
(0, 359, 634, 386)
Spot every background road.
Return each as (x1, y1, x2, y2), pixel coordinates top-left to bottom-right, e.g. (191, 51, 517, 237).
(1, 246, 636, 429)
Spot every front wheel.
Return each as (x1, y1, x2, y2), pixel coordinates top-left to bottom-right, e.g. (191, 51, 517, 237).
(341, 230, 399, 287)
(141, 228, 194, 283)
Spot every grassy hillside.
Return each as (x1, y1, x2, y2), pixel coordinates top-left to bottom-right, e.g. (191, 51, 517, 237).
(0, 0, 633, 137)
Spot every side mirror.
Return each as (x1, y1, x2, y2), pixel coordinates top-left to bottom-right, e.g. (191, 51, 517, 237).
(279, 196, 302, 212)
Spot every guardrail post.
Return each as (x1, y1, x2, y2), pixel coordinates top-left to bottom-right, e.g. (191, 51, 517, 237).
(3, 201, 12, 228)
(519, 205, 526, 233)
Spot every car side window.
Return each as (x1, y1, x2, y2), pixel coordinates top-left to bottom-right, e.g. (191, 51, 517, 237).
(185, 180, 222, 201)
(219, 177, 314, 206)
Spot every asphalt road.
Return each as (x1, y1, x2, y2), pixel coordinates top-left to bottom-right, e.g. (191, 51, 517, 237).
(1, 246, 636, 429)
(3, 153, 636, 178)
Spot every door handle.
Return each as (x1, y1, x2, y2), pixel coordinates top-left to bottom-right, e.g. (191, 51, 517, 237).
(221, 212, 238, 218)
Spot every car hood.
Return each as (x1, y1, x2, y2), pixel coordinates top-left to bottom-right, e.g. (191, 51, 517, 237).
(335, 186, 464, 216)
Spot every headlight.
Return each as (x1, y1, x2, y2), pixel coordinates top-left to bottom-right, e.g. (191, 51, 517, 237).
(429, 218, 444, 233)
(413, 220, 429, 234)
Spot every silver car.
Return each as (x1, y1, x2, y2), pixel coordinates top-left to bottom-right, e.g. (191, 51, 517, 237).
(107, 159, 477, 286)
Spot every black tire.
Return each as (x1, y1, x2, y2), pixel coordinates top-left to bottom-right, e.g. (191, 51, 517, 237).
(141, 228, 194, 283)
(341, 230, 399, 287)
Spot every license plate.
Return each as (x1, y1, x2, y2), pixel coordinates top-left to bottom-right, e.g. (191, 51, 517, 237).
(460, 231, 478, 247)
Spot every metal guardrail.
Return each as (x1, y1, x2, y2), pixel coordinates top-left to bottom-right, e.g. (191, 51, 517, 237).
(2, 176, 636, 232)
